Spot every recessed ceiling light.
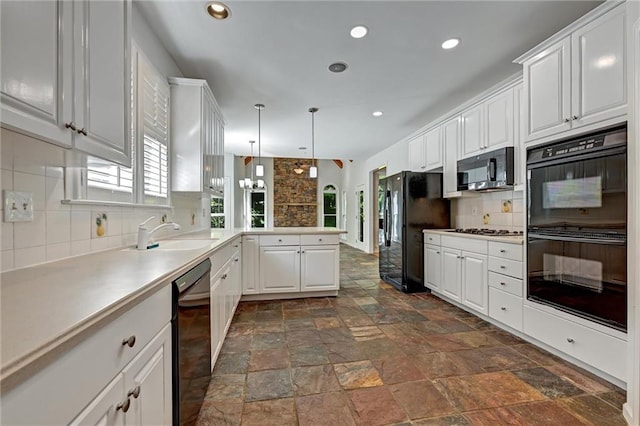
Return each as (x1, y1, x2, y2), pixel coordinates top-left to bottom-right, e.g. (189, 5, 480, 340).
(441, 38, 461, 50)
(372, 111, 383, 117)
(350, 25, 368, 39)
(328, 62, 348, 73)
(205, 1, 231, 20)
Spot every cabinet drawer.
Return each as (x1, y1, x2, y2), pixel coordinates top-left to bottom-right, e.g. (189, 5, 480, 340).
(259, 235, 300, 246)
(424, 232, 441, 245)
(441, 235, 487, 254)
(488, 256, 522, 279)
(489, 287, 523, 331)
(210, 243, 232, 273)
(300, 234, 339, 245)
(488, 241, 523, 261)
(524, 305, 626, 381)
(488, 271, 523, 297)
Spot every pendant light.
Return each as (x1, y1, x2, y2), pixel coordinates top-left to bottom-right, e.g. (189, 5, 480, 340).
(308, 107, 318, 178)
(238, 140, 264, 190)
(255, 104, 265, 177)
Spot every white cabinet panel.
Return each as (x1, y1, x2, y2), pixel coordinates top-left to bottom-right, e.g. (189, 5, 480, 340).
(442, 116, 460, 196)
(461, 104, 484, 157)
(260, 234, 301, 246)
(571, 5, 627, 127)
(461, 251, 488, 314)
(301, 245, 339, 291)
(441, 248, 461, 301)
(485, 88, 514, 150)
(300, 234, 339, 245)
(73, 0, 130, 165)
(488, 256, 523, 279)
(259, 246, 300, 292)
(0, 0, 73, 148)
(488, 241, 524, 261)
(424, 232, 441, 246)
(408, 135, 425, 171)
(488, 271, 523, 298)
(424, 127, 442, 170)
(69, 373, 125, 426)
(242, 236, 259, 295)
(424, 244, 441, 291)
(524, 38, 572, 140)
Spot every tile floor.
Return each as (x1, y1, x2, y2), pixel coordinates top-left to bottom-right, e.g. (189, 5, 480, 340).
(196, 244, 627, 425)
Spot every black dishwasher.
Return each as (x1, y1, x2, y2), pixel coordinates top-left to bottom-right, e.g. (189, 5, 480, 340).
(171, 258, 211, 426)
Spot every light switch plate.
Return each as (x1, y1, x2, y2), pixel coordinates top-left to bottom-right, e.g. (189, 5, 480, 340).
(3, 190, 34, 222)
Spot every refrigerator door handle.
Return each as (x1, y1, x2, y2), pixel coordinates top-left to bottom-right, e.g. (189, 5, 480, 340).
(385, 190, 391, 246)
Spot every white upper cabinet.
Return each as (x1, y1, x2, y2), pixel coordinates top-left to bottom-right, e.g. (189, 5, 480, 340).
(408, 134, 426, 171)
(518, 2, 626, 143)
(442, 115, 461, 197)
(485, 87, 514, 150)
(169, 77, 225, 194)
(0, 0, 132, 166)
(0, 1, 73, 148)
(424, 127, 443, 170)
(461, 103, 484, 157)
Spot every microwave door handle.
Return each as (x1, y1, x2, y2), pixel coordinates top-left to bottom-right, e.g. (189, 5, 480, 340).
(488, 158, 497, 181)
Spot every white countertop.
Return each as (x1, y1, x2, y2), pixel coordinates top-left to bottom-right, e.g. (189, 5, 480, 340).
(423, 229, 524, 244)
(0, 227, 345, 392)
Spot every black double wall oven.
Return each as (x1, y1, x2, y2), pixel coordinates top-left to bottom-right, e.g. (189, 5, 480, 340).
(526, 125, 627, 332)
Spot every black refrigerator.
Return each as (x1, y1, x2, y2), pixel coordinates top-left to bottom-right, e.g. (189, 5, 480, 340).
(379, 172, 450, 292)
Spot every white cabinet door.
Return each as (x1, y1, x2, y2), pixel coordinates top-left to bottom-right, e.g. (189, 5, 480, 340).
(69, 373, 126, 426)
(0, 0, 73, 148)
(442, 116, 460, 196)
(408, 135, 425, 171)
(259, 246, 300, 292)
(571, 5, 627, 127)
(440, 248, 461, 301)
(72, 0, 131, 166)
(424, 127, 442, 170)
(242, 236, 260, 294)
(210, 269, 228, 365)
(424, 244, 441, 291)
(461, 104, 484, 157)
(524, 38, 572, 141)
(461, 251, 488, 315)
(301, 245, 339, 291)
(485, 88, 514, 150)
(123, 324, 172, 426)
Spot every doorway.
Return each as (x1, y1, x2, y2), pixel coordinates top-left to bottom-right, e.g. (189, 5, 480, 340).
(372, 167, 386, 255)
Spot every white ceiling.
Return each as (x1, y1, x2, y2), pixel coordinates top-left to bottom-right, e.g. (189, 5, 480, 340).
(137, 0, 601, 160)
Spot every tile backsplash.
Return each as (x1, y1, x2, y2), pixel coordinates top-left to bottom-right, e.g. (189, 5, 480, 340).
(1, 129, 210, 272)
(453, 190, 525, 231)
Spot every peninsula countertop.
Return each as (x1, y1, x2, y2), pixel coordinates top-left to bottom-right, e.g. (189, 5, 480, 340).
(0, 227, 345, 392)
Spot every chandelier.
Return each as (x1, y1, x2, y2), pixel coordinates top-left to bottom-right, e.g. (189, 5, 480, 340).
(238, 140, 264, 189)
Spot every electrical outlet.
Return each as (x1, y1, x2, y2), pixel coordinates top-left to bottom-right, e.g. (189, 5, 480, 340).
(471, 206, 478, 216)
(3, 190, 34, 222)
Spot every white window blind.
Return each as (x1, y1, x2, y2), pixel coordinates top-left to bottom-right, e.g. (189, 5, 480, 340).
(140, 59, 170, 201)
(86, 157, 133, 193)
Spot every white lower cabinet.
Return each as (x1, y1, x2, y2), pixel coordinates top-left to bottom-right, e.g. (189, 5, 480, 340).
(243, 233, 340, 298)
(424, 243, 442, 291)
(1, 286, 171, 425)
(489, 287, 523, 331)
(461, 251, 488, 315)
(440, 248, 462, 301)
(301, 245, 339, 291)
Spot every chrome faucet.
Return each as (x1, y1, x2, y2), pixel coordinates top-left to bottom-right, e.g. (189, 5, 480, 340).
(137, 216, 181, 249)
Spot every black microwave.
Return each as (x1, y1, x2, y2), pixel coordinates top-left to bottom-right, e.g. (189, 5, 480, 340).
(457, 147, 514, 191)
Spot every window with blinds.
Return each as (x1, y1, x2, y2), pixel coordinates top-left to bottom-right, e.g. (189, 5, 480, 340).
(140, 57, 170, 203)
(86, 44, 170, 205)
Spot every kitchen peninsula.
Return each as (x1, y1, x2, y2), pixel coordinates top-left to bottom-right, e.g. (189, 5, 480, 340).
(0, 227, 345, 425)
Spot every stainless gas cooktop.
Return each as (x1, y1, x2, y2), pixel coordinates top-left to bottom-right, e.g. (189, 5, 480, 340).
(449, 228, 524, 236)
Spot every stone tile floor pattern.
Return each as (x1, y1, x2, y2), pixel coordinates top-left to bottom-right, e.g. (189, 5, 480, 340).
(196, 244, 627, 425)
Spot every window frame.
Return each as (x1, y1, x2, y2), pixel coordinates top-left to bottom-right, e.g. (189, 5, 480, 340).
(322, 184, 338, 228)
(245, 189, 267, 228)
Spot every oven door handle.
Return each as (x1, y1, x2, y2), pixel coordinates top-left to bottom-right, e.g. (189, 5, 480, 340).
(528, 232, 626, 246)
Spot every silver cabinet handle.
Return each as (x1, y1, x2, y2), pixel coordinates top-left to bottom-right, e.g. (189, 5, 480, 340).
(296, 251, 300, 254)
(572, 115, 578, 120)
(460, 256, 465, 259)
(436, 251, 440, 254)
(318, 238, 323, 242)
(499, 249, 506, 253)
(501, 307, 506, 311)
(221, 274, 227, 280)
(127, 386, 141, 399)
(302, 250, 305, 253)
(428, 237, 433, 241)
(117, 398, 131, 412)
(233, 244, 239, 248)
(234, 258, 239, 262)
(64, 122, 77, 131)
(77, 127, 87, 136)
(500, 282, 506, 286)
(564, 118, 571, 123)
(122, 335, 136, 348)
(567, 338, 574, 343)
(500, 265, 506, 269)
